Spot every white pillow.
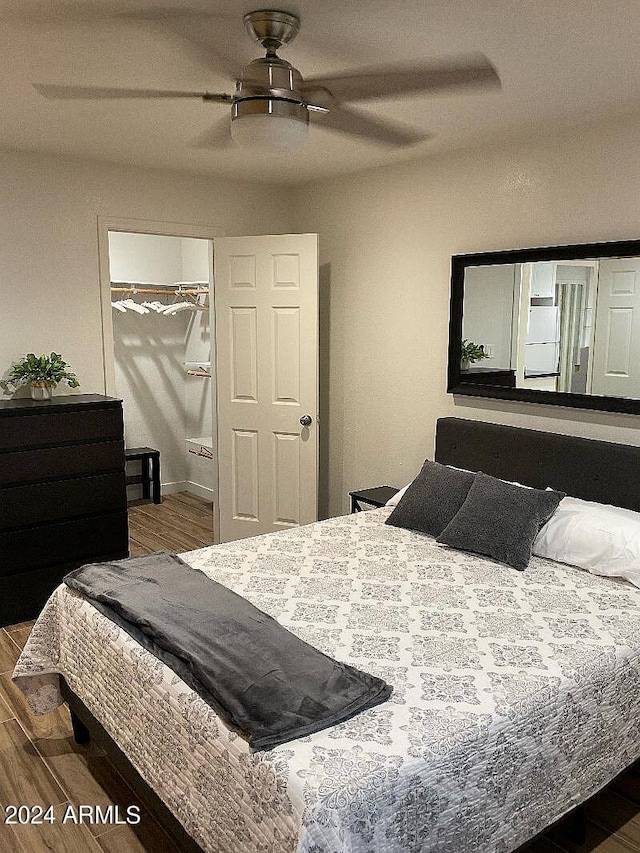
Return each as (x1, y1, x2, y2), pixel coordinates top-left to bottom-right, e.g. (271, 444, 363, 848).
(533, 496, 640, 588)
(385, 483, 411, 507)
(384, 467, 529, 507)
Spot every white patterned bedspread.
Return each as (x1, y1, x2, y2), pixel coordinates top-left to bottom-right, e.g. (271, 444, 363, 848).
(13, 508, 640, 853)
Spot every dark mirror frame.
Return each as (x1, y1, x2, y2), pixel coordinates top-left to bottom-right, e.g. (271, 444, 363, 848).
(447, 238, 640, 415)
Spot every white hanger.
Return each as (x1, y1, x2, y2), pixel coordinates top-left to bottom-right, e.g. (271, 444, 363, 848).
(122, 298, 149, 315)
(162, 301, 195, 315)
(142, 300, 166, 313)
(111, 300, 127, 313)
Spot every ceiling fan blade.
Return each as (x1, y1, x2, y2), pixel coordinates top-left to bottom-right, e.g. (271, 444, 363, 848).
(303, 54, 500, 105)
(33, 84, 232, 102)
(189, 118, 233, 150)
(310, 105, 430, 147)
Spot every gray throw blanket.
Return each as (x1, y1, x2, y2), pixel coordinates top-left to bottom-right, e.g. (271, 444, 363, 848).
(64, 552, 392, 751)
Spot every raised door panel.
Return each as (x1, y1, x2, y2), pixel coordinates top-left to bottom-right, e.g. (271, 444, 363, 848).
(272, 308, 300, 405)
(231, 429, 259, 522)
(273, 432, 300, 526)
(230, 308, 258, 403)
(601, 308, 633, 376)
(592, 260, 640, 396)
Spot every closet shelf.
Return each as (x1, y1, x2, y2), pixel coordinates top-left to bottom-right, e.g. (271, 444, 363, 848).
(111, 280, 209, 295)
(185, 361, 212, 377)
(187, 435, 213, 450)
(186, 435, 214, 460)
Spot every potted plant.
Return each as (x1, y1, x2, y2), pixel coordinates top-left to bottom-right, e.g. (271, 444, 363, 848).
(461, 339, 490, 371)
(0, 352, 80, 400)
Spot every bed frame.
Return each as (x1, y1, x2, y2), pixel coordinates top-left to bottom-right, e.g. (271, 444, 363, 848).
(435, 417, 640, 511)
(63, 417, 640, 852)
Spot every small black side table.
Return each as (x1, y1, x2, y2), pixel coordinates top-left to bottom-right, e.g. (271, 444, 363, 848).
(349, 486, 398, 513)
(125, 446, 161, 504)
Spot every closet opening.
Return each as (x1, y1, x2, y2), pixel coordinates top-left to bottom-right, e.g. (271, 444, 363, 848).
(102, 227, 218, 542)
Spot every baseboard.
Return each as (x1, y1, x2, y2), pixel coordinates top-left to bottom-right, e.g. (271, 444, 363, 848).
(184, 481, 215, 501)
(159, 480, 189, 496)
(127, 481, 215, 501)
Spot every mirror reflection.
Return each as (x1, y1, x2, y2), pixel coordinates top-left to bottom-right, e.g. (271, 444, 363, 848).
(462, 256, 640, 399)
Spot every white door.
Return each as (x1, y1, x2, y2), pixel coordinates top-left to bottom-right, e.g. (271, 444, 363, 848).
(591, 257, 640, 398)
(213, 233, 318, 542)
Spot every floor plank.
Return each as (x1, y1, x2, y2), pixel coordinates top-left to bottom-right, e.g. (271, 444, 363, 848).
(0, 630, 20, 673)
(0, 690, 14, 724)
(130, 503, 213, 545)
(128, 540, 153, 558)
(6, 626, 33, 652)
(0, 802, 100, 853)
(587, 790, 640, 849)
(96, 818, 179, 853)
(519, 836, 566, 853)
(164, 491, 212, 511)
(548, 817, 640, 852)
(613, 770, 640, 808)
(0, 672, 72, 741)
(6, 620, 37, 633)
(126, 519, 206, 554)
(35, 736, 125, 836)
(0, 719, 67, 808)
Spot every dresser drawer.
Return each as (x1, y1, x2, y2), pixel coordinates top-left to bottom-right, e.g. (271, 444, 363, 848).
(0, 511, 129, 577)
(0, 551, 129, 627)
(0, 472, 126, 531)
(0, 406, 123, 451)
(0, 440, 124, 487)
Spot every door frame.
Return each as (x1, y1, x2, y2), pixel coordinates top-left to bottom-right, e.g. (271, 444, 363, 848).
(97, 216, 222, 536)
(97, 216, 222, 396)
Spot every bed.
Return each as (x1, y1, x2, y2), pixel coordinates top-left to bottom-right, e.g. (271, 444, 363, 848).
(13, 417, 640, 853)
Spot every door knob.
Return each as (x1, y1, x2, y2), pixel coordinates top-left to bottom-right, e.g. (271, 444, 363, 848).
(299, 414, 312, 427)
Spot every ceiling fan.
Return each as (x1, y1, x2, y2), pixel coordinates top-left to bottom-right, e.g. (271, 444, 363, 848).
(34, 8, 501, 150)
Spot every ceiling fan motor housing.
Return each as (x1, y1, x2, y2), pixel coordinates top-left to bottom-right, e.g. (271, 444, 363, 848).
(233, 56, 308, 127)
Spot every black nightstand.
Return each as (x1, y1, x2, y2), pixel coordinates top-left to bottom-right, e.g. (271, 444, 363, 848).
(349, 486, 398, 513)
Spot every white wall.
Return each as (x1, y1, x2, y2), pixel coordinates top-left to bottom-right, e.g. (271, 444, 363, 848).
(462, 264, 516, 369)
(291, 118, 640, 517)
(181, 238, 215, 497)
(108, 232, 185, 284)
(108, 232, 215, 499)
(109, 232, 190, 495)
(5, 122, 640, 522)
(0, 148, 293, 400)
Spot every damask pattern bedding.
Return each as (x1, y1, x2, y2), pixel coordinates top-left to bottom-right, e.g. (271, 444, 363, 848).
(13, 508, 640, 853)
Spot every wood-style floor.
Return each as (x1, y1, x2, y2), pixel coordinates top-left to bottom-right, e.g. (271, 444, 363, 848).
(1, 491, 639, 852)
(0, 492, 215, 853)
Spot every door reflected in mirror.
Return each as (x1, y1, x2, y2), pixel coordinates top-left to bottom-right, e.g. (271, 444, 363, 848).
(448, 241, 640, 414)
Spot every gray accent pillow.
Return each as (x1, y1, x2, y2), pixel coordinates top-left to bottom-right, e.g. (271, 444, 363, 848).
(385, 460, 475, 536)
(436, 471, 564, 570)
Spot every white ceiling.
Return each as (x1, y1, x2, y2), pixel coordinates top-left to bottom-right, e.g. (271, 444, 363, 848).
(1, 0, 640, 184)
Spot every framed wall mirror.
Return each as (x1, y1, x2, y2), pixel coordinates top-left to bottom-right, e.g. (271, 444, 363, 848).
(447, 239, 640, 415)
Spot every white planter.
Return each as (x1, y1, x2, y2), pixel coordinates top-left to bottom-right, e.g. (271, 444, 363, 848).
(30, 383, 53, 401)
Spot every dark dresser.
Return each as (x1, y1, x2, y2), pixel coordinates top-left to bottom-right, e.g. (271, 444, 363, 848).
(0, 394, 129, 626)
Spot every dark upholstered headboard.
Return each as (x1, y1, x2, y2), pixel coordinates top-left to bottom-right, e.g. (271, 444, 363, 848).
(435, 418, 640, 512)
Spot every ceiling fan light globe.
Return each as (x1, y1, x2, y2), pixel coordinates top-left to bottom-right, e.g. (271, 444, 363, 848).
(231, 98, 309, 150)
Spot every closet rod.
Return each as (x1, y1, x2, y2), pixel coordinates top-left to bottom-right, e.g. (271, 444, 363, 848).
(110, 286, 209, 295)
